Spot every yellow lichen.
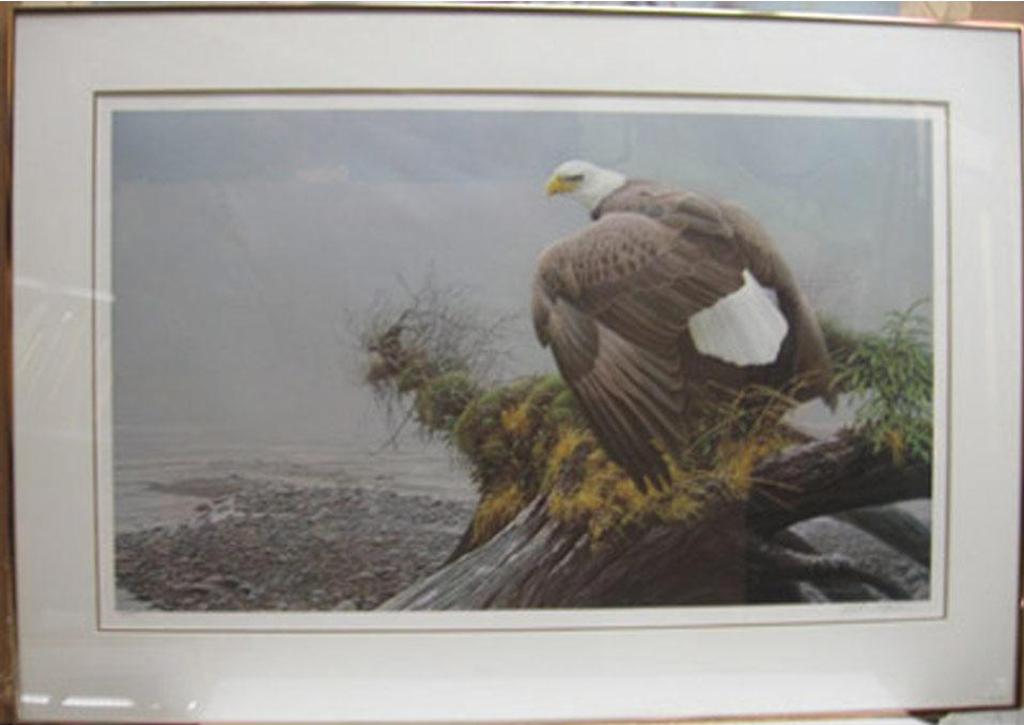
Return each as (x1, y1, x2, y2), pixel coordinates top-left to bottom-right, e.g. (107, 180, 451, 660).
(710, 426, 795, 499)
(543, 425, 795, 546)
(500, 401, 534, 437)
(543, 427, 591, 486)
(885, 428, 906, 467)
(715, 438, 766, 495)
(663, 489, 701, 521)
(546, 442, 654, 544)
(451, 370, 801, 554)
(470, 483, 527, 546)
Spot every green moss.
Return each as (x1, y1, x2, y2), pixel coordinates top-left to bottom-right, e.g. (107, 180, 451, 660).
(448, 375, 576, 501)
(524, 374, 565, 406)
(414, 371, 479, 433)
(396, 364, 428, 393)
(452, 390, 502, 459)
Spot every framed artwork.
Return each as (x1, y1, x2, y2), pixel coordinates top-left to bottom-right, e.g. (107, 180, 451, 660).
(4, 4, 1021, 722)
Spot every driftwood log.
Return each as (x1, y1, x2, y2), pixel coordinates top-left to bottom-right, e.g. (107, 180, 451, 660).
(383, 435, 930, 610)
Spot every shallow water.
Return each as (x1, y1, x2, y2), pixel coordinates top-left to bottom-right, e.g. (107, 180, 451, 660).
(115, 434, 477, 533)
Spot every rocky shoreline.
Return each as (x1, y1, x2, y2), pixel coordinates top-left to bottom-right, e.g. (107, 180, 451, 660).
(116, 480, 475, 611)
(115, 474, 929, 611)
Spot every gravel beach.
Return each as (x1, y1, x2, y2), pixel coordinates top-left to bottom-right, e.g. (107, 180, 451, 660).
(113, 439, 929, 611)
(116, 479, 475, 611)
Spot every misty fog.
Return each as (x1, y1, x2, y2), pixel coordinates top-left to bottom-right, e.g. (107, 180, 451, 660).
(111, 107, 933, 452)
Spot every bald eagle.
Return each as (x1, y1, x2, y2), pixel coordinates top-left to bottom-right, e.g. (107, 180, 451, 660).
(532, 160, 833, 490)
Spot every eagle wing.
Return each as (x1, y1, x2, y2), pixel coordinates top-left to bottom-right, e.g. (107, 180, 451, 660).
(533, 212, 750, 488)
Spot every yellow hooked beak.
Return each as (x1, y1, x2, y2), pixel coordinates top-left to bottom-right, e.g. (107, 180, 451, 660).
(546, 174, 578, 196)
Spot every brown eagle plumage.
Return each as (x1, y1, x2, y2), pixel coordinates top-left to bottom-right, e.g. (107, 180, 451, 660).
(532, 160, 833, 490)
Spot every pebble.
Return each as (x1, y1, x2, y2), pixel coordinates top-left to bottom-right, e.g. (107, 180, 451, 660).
(116, 481, 475, 612)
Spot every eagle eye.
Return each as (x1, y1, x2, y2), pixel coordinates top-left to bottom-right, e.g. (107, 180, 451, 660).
(564, 173, 585, 182)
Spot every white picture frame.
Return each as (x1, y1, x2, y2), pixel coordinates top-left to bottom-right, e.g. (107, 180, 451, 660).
(7, 5, 1022, 722)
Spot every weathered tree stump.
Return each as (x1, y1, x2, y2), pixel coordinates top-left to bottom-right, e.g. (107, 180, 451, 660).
(383, 435, 929, 610)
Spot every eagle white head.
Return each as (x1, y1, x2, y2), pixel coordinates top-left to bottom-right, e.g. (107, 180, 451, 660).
(545, 159, 627, 212)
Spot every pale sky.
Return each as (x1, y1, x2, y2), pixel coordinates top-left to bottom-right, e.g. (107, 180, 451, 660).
(111, 108, 933, 449)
